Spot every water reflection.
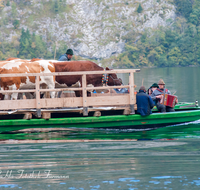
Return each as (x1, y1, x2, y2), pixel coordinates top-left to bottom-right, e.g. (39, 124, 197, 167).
(0, 140, 200, 189)
(1, 120, 200, 141)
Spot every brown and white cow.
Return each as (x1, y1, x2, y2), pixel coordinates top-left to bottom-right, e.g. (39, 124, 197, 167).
(0, 58, 55, 100)
(52, 60, 121, 97)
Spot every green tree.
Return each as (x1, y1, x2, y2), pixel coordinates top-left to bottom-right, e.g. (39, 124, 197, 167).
(158, 54, 168, 67)
(137, 4, 143, 13)
(54, 0, 59, 13)
(55, 41, 68, 59)
(189, 8, 200, 26)
(18, 28, 49, 59)
(6, 1, 10, 6)
(32, 35, 47, 58)
(167, 47, 181, 66)
(147, 49, 159, 64)
(174, 0, 192, 18)
(13, 20, 20, 29)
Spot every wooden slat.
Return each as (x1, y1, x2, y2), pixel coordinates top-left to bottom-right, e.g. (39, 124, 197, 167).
(0, 85, 129, 93)
(40, 98, 83, 108)
(85, 85, 130, 91)
(0, 69, 140, 77)
(91, 93, 125, 97)
(87, 95, 130, 106)
(39, 85, 130, 92)
(0, 95, 130, 110)
(0, 89, 36, 93)
(0, 99, 36, 109)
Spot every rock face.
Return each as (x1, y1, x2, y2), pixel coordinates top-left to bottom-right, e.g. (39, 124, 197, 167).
(1, 0, 176, 59)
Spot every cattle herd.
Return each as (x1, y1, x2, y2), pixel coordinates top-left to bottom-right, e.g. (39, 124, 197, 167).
(0, 58, 121, 100)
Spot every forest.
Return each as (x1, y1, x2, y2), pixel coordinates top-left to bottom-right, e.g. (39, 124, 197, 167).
(0, 27, 69, 60)
(113, 0, 200, 68)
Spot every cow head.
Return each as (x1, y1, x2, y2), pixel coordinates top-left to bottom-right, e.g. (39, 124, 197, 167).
(105, 67, 121, 86)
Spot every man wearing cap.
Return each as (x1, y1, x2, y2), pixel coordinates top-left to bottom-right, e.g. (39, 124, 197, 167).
(57, 49, 74, 98)
(151, 79, 178, 112)
(58, 49, 74, 61)
(136, 86, 155, 116)
(148, 83, 159, 95)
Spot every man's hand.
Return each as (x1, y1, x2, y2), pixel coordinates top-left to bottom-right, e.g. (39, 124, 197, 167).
(156, 95, 163, 99)
(175, 98, 178, 104)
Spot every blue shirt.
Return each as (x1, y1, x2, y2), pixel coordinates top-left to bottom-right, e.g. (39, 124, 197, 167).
(136, 90, 155, 116)
(58, 54, 71, 61)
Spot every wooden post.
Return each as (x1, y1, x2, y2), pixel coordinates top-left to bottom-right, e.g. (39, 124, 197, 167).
(82, 74, 88, 116)
(35, 76, 41, 117)
(129, 72, 135, 114)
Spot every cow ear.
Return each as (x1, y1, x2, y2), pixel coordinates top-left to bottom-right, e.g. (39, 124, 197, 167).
(105, 67, 110, 70)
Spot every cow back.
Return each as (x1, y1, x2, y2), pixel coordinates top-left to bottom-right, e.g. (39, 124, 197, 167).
(0, 59, 55, 90)
(53, 61, 103, 87)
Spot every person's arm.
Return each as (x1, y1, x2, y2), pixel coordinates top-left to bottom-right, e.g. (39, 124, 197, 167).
(148, 96, 155, 109)
(151, 91, 163, 101)
(150, 92, 156, 101)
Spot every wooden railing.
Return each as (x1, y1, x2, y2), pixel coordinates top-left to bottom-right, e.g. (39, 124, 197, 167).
(0, 69, 140, 117)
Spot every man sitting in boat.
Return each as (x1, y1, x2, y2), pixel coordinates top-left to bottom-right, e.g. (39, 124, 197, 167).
(151, 79, 178, 112)
(136, 86, 154, 116)
(58, 49, 74, 61)
(148, 87, 152, 95)
(150, 83, 159, 104)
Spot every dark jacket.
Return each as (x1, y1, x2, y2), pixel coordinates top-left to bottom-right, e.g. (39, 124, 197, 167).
(58, 54, 71, 61)
(136, 90, 155, 116)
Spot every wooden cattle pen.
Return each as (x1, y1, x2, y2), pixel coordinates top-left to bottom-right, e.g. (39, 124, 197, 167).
(0, 69, 140, 120)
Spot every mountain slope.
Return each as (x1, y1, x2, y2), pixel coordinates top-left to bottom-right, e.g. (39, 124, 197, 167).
(0, 0, 176, 60)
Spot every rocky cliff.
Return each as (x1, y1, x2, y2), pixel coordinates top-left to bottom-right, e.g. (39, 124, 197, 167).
(0, 0, 176, 60)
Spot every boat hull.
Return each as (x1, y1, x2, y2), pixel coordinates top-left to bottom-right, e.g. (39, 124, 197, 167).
(0, 110, 200, 132)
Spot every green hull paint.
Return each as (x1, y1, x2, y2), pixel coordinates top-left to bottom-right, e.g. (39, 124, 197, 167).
(0, 102, 199, 132)
(0, 109, 200, 132)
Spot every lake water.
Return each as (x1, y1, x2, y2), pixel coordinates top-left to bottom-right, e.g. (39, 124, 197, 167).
(1, 67, 200, 189)
(119, 66, 200, 102)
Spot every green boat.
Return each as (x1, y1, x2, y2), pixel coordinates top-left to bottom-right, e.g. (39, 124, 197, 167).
(0, 102, 199, 133)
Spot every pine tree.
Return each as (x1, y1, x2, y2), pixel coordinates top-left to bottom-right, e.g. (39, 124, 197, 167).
(54, 0, 59, 13)
(137, 4, 143, 13)
(19, 28, 32, 58)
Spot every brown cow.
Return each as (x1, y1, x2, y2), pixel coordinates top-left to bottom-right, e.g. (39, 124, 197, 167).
(52, 60, 121, 97)
(0, 58, 56, 100)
